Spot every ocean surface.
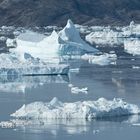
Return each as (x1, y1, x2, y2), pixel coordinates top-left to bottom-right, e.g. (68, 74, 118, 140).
(0, 47, 140, 140)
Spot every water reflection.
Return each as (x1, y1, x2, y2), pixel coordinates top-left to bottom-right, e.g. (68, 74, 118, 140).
(1, 115, 139, 135)
(0, 75, 69, 93)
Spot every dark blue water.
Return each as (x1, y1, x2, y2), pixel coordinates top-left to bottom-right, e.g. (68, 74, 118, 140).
(0, 52, 140, 140)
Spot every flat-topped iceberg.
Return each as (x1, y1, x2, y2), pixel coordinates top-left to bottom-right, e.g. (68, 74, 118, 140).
(0, 52, 69, 75)
(11, 97, 139, 120)
(11, 20, 99, 60)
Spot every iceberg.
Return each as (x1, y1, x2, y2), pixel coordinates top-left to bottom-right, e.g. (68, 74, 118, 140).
(11, 20, 99, 61)
(11, 97, 139, 120)
(0, 52, 69, 75)
(68, 84, 88, 94)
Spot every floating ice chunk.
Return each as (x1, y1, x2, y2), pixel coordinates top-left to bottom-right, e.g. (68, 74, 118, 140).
(0, 52, 69, 76)
(124, 39, 140, 55)
(81, 53, 117, 66)
(71, 87, 88, 94)
(132, 66, 140, 69)
(0, 122, 11, 128)
(0, 121, 15, 128)
(132, 123, 140, 126)
(68, 84, 73, 88)
(93, 130, 100, 134)
(69, 68, 80, 73)
(6, 38, 16, 48)
(11, 98, 140, 120)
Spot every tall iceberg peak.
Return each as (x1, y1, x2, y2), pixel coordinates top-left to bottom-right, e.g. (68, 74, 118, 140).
(58, 19, 99, 53)
(59, 19, 81, 41)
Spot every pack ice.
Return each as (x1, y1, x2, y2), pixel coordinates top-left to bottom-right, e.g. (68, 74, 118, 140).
(11, 97, 140, 120)
(12, 19, 99, 60)
(85, 21, 140, 46)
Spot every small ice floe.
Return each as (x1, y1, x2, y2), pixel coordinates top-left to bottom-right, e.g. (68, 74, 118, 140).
(81, 53, 117, 66)
(132, 66, 140, 69)
(68, 84, 88, 94)
(11, 97, 140, 120)
(93, 130, 100, 134)
(132, 123, 140, 126)
(0, 121, 15, 129)
(124, 39, 140, 55)
(69, 68, 80, 73)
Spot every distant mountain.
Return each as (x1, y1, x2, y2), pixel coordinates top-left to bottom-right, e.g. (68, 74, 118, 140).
(0, 0, 140, 26)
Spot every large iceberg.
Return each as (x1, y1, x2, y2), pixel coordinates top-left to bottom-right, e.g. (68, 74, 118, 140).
(11, 97, 139, 120)
(11, 20, 99, 60)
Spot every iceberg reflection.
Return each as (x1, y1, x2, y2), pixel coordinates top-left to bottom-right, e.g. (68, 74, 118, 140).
(0, 75, 69, 93)
(0, 115, 139, 135)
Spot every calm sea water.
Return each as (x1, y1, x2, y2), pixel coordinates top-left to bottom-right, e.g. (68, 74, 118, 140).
(0, 49, 140, 140)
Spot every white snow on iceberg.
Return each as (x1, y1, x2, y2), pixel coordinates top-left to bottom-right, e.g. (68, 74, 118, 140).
(58, 19, 99, 55)
(11, 97, 139, 120)
(11, 20, 99, 61)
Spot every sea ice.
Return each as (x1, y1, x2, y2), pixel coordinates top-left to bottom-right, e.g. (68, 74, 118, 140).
(68, 84, 88, 94)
